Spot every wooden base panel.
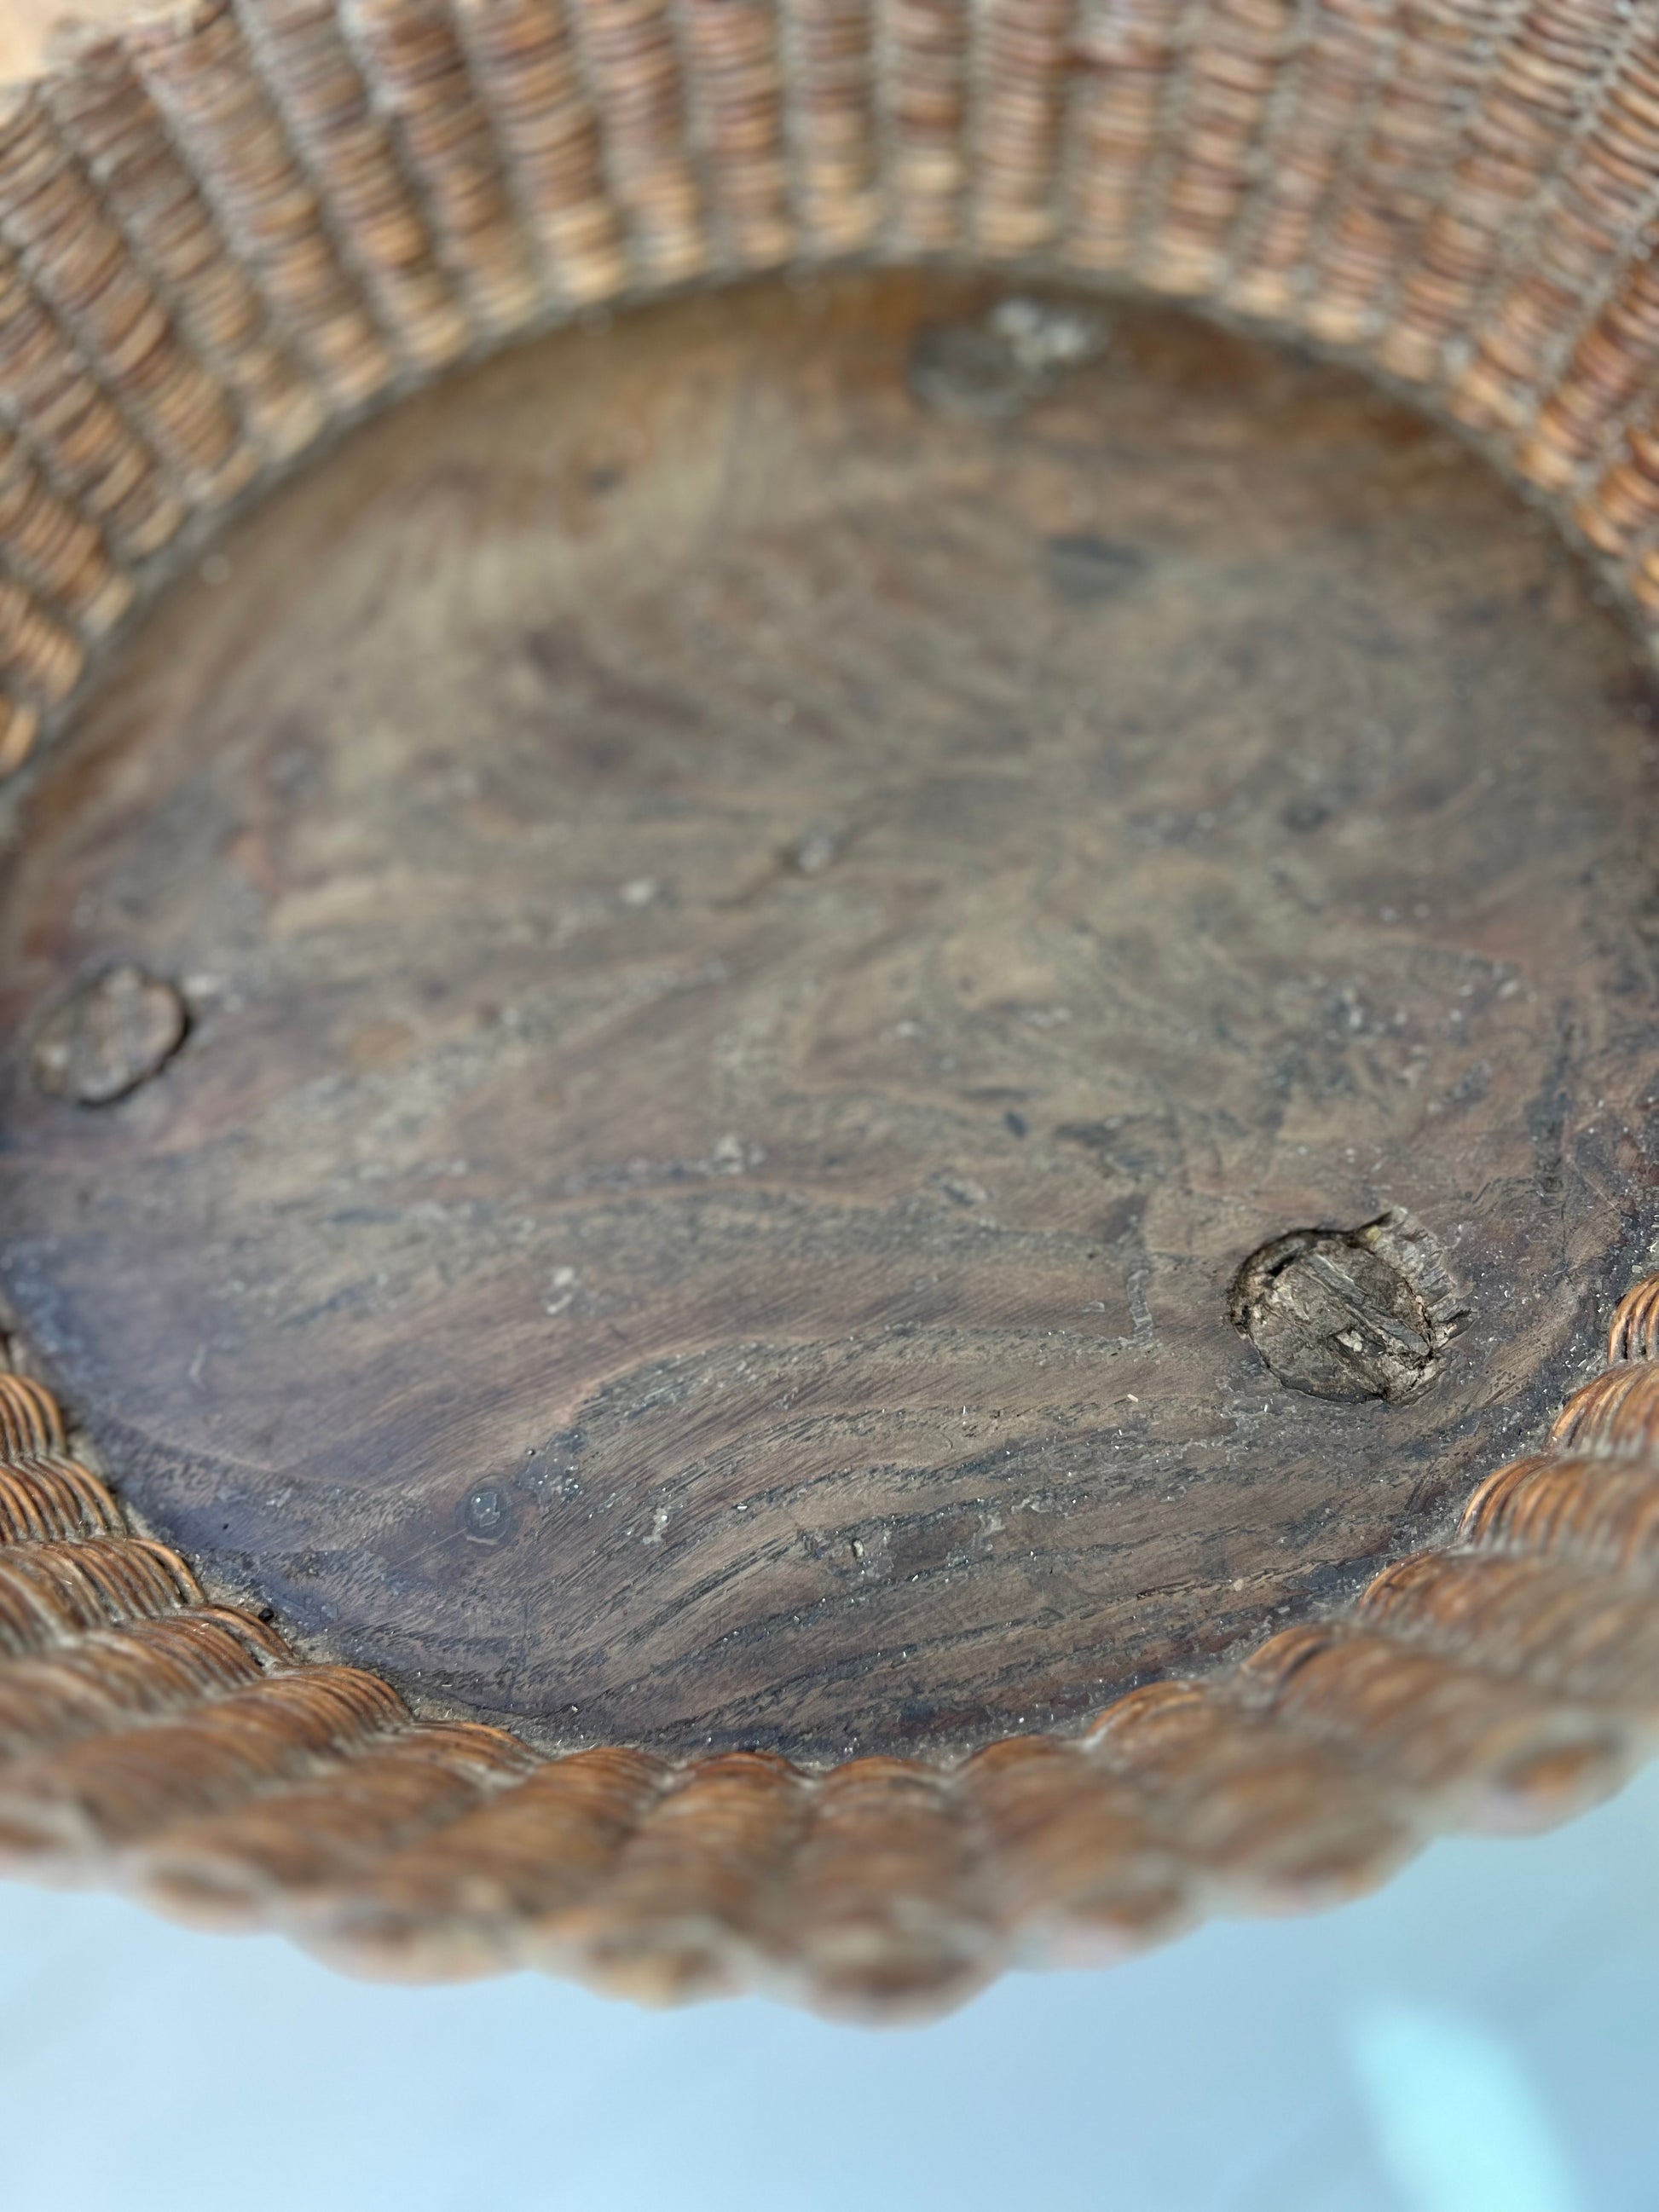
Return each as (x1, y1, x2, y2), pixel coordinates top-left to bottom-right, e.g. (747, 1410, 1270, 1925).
(0, 1275, 1655, 2016)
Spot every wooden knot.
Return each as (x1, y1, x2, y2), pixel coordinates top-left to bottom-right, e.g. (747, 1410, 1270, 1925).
(31, 962, 188, 1106)
(1228, 1213, 1461, 1402)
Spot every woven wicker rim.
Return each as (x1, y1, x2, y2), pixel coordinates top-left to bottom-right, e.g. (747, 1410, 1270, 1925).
(0, 0, 1657, 2017)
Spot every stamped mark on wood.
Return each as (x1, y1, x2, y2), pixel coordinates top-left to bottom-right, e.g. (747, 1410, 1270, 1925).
(1230, 1211, 1467, 1403)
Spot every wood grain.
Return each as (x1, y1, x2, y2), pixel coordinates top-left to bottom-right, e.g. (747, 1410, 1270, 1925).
(2, 270, 1657, 1759)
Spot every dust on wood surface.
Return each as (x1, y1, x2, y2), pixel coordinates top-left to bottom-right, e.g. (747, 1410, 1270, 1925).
(2, 270, 1656, 1759)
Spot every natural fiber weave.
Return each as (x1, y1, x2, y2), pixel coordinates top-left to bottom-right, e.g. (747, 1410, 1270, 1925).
(3, 0, 1659, 2013)
(0, 1281, 1654, 2015)
(5, 0, 1659, 786)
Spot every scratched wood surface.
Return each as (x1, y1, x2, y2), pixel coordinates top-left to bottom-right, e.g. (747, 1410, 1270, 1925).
(1, 269, 1656, 1760)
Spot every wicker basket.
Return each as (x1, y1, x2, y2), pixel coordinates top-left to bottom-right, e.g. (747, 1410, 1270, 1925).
(1, 0, 1659, 2019)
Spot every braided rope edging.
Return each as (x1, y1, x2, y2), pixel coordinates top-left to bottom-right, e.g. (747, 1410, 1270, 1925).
(1, 0, 1659, 2016)
(0, 1272, 1655, 2018)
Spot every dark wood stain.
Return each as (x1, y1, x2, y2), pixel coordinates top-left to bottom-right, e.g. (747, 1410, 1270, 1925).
(1, 269, 1656, 1759)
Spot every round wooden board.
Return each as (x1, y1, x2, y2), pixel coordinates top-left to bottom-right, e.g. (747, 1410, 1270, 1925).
(1, 269, 1656, 1762)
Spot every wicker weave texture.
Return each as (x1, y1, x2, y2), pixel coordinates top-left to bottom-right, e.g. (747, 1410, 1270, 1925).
(0, 1278, 1655, 2016)
(3, 0, 1659, 2013)
(5, 0, 1659, 774)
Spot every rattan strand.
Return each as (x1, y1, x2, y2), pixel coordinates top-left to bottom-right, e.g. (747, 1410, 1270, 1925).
(5, 0, 1659, 765)
(0, 1276, 1654, 2014)
(3, 0, 1659, 2013)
